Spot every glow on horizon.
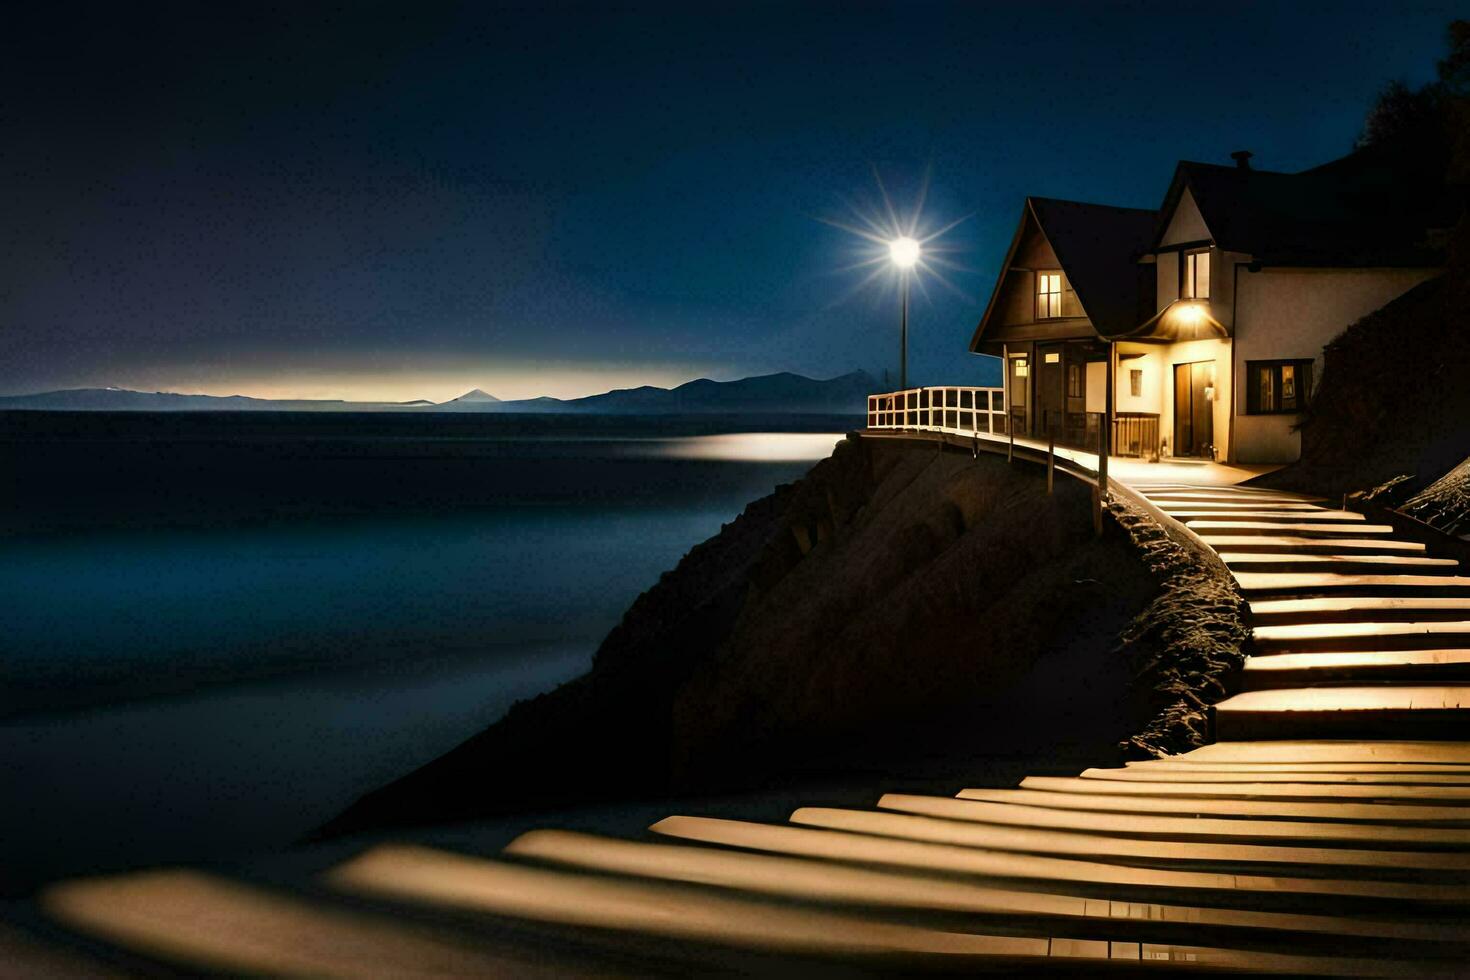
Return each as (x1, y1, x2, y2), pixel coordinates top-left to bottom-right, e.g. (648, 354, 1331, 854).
(72, 364, 737, 404)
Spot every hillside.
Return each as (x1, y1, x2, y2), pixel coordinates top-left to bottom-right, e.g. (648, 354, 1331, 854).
(322, 435, 1165, 837)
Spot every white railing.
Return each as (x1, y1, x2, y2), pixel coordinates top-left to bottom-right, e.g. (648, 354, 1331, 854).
(866, 386, 1007, 435)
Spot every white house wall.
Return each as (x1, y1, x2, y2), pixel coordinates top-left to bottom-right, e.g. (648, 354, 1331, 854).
(1160, 188, 1209, 246)
(1233, 267, 1437, 463)
(1114, 347, 1164, 416)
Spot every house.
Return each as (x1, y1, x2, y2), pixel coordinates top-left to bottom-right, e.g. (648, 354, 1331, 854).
(970, 147, 1451, 464)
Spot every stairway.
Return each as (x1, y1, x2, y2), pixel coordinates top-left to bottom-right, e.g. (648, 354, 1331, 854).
(1133, 483, 1470, 742)
(16, 478, 1470, 976)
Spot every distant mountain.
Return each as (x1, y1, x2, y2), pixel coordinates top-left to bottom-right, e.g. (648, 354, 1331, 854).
(443, 388, 501, 404)
(0, 388, 437, 413)
(0, 371, 877, 415)
(480, 371, 878, 415)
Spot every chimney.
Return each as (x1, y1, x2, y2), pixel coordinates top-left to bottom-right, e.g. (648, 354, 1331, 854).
(1230, 150, 1253, 170)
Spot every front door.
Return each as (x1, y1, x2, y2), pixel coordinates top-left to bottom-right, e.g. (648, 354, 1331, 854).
(1173, 361, 1216, 459)
(1036, 344, 1066, 439)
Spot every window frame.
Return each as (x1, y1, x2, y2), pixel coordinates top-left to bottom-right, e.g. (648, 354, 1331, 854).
(1245, 358, 1314, 415)
(1183, 248, 1211, 300)
(1036, 270, 1063, 319)
(1066, 362, 1083, 399)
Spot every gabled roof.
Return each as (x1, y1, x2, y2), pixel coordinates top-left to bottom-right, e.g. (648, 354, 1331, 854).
(1154, 149, 1453, 267)
(969, 197, 1156, 350)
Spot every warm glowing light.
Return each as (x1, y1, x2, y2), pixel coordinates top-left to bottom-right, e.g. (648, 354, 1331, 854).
(1174, 302, 1207, 327)
(888, 236, 921, 269)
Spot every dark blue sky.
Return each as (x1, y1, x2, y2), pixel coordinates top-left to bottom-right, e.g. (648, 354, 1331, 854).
(1, 2, 1460, 400)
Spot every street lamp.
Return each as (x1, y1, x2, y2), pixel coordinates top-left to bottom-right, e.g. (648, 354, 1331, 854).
(888, 236, 920, 389)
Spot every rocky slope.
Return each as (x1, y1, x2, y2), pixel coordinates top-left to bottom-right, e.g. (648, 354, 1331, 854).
(1107, 496, 1250, 757)
(323, 436, 1165, 837)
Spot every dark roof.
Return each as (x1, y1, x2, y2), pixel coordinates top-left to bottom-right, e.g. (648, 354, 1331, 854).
(1029, 197, 1158, 335)
(1155, 149, 1454, 267)
(969, 197, 1156, 349)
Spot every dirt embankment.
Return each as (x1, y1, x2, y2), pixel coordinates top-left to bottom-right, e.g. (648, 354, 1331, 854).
(323, 436, 1171, 838)
(1107, 496, 1250, 757)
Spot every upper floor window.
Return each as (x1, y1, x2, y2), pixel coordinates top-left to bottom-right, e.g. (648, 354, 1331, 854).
(1184, 249, 1211, 299)
(1036, 271, 1082, 318)
(1246, 359, 1312, 414)
(1037, 272, 1063, 318)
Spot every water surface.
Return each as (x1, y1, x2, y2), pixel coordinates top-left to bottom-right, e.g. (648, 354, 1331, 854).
(0, 411, 847, 889)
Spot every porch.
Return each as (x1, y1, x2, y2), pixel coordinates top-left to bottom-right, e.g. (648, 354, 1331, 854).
(864, 384, 1266, 488)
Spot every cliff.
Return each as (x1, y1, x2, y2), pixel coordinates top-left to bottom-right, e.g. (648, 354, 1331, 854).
(322, 436, 1164, 837)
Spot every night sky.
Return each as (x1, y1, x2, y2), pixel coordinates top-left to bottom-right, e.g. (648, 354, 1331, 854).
(2, 2, 1461, 402)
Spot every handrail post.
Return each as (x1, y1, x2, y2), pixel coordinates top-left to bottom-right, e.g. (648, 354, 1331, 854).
(1046, 430, 1055, 495)
(1093, 411, 1106, 536)
(1008, 410, 1015, 463)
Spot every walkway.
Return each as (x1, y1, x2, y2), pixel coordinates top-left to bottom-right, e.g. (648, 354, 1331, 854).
(13, 438, 1470, 976)
(1130, 480, 1470, 743)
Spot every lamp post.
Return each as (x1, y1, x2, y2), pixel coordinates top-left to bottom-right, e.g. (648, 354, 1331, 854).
(888, 236, 920, 389)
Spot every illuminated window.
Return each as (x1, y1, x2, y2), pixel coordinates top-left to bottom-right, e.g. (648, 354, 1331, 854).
(1184, 250, 1211, 299)
(1011, 356, 1028, 378)
(1037, 271, 1084, 317)
(1246, 359, 1313, 414)
(1037, 272, 1063, 318)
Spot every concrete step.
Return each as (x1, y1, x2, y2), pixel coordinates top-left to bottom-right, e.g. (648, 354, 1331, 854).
(1177, 741, 1470, 765)
(325, 840, 1250, 971)
(1170, 511, 1364, 525)
(957, 786, 1470, 824)
(504, 829, 1470, 949)
(1020, 773, 1470, 803)
(1223, 554, 1460, 576)
(1146, 492, 1330, 505)
(1214, 687, 1470, 741)
(877, 793, 1470, 847)
(647, 814, 1470, 904)
(329, 841, 1461, 974)
(1078, 767, 1470, 786)
(1253, 621, 1470, 653)
(1202, 536, 1425, 555)
(1243, 651, 1470, 690)
(1233, 573, 1470, 597)
(1250, 597, 1470, 625)
(1158, 502, 1334, 517)
(40, 866, 580, 978)
(1190, 521, 1395, 536)
(1125, 759, 1470, 775)
(786, 806, 1470, 875)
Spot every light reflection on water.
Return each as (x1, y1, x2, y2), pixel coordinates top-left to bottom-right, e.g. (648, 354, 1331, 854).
(648, 432, 845, 461)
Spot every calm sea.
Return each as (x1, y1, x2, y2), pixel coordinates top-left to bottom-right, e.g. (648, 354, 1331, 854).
(0, 411, 847, 890)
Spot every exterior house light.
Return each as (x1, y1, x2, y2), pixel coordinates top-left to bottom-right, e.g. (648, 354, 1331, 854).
(1174, 302, 1207, 328)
